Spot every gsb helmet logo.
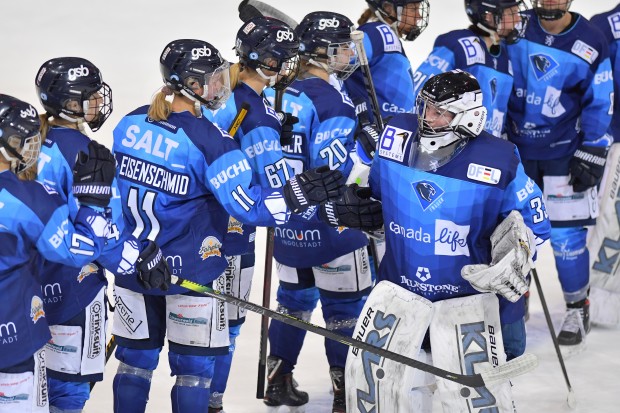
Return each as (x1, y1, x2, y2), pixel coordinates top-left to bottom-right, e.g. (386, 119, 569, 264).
(67, 65, 90, 81)
(318, 18, 340, 30)
(276, 30, 294, 42)
(20, 105, 37, 119)
(191, 46, 212, 60)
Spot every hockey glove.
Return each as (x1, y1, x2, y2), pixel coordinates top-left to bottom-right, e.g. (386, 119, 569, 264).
(277, 111, 299, 147)
(356, 124, 381, 160)
(283, 165, 344, 214)
(136, 240, 171, 291)
(569, 144, 608, 192)
(72, 141, 116, 207)
(461, 211, 535, 303)
(319, 184, 383, 231)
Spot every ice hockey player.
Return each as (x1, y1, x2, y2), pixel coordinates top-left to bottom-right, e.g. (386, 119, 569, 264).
(206, 16, 299, 413)
(342, 70, 551, 411)
(346, 0, 430, 122)
(261, 11, 383, 413)
(411, 0, 528, 137)
(109, 38, 345, 413)
(0, 94, 116, 413)
(506, 0, 614, 349)
(33, 57, 172, 413)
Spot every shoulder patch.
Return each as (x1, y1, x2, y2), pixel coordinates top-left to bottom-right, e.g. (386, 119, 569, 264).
(466, 163, 501, 184)
(608, 12, 620, 40)
(375, 24, 402, 53)
(378, 125, 412, 162)
(457, 36, 485, 66)
(571, 40, 599, 64)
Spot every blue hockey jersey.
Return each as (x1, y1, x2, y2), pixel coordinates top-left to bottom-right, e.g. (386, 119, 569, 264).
(265, 77, 368, 267)
(412, 29, 514, 137)
(113, 107, 291, 295)
(591, 5, 620, 141)
(210, 82, 293, 256)
(345, 22, 415, 121)
(369, 114, 551, 323)
(0, 171, 109, 369)
(37, 127, 139, 325)
(507, 10, 613, 160)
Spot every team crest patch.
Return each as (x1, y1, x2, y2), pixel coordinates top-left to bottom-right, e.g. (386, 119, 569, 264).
(529, 53, 559, 81)
(467, 163, 501, 184)
(413, 180, 444, 211)
(199, 236, 222, 260)
(77, 263, 99, 283)
(227, 216, 244, 235)
(30, 296, 45, 323)
(336, 226, 347, 234)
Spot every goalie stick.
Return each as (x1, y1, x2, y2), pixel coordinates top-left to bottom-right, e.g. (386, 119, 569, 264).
(171, 274, 538, 387)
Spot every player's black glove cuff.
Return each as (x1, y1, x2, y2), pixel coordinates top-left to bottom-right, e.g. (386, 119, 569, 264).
(72, 141, 116, 207)
(277, 111, 298, 147)
(319, 184, 383, 231)
(136, 240, 171, 291)
(569, 144, 608, 192)
(283, 165, 344, 213)
(356, 124, 381, 159)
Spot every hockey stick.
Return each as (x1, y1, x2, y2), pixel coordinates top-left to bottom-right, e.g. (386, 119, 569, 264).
(89, 334, 117, 391)
(531, 267, 577, 408)
(238, 0, 298, 28)
(172, 274, 537, 387)
(255, 89, 284, 399)
(351, 30, 383, 131)
(228, 102, 251, 136)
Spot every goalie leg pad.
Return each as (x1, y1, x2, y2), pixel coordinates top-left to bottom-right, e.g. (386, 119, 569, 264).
(430, 293, 516, 413)
(345, 281, 434, 413)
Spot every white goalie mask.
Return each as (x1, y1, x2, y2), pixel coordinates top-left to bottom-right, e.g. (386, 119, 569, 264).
(410, 70, 487, 171)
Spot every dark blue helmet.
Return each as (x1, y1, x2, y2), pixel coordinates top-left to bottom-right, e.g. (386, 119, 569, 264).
(0, 94, 41, 175)
(35, 57, 112, 132)
(160, 39, 231, 110)
(365, 0, 429, 41)
(296, 12, 359, 79)
(464, 0, 528, 44)
(532, 0, 573, 21)
(235, 16, 300, 89)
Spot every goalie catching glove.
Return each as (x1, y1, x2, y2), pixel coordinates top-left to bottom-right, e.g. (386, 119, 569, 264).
(461, 211, 536, 303)
(283, 165, 344, 213)
(136, 240, 171, 291)
(319, 184, 383, 231)
(72, 140, 116, 207)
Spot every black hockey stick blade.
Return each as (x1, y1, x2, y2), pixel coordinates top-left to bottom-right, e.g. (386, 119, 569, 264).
(171, 275, 538, 387)
(238, 0, 299, 28)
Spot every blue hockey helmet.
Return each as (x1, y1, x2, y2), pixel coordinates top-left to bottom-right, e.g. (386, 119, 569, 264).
(464, 0, 528, 44)
(532, 0, 573, 21)
(235, 16, 300, 89)
(160, 39, 231, 110)
(0, 94, 41, 175)
(365, 0, 430, 41)
(410, 70, 487, 171)
(296, 11, 360, 80)
(35, 57, 112, 132)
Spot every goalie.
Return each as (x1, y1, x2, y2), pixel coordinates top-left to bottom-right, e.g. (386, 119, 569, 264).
(336, 70, 551, 412)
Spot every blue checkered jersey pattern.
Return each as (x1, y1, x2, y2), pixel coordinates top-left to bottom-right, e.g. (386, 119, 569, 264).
(0, 171, 108, 368)
(210, 83, 293, 256)
(112, 106, 290, 295)
(507, 10, 613, 160)
(591, 5, 620, 141)
(412, 29, 514, 137)
(265, 77, 368, 267)
(37, 127, 137, 324)
(368, 113, 551, 323)
(345, 22, 415, 122)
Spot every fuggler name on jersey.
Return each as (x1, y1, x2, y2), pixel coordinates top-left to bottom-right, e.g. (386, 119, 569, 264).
(118, 153, 189, 196)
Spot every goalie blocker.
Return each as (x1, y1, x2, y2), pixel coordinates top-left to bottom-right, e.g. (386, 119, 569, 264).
(346, 281, 522, 413)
